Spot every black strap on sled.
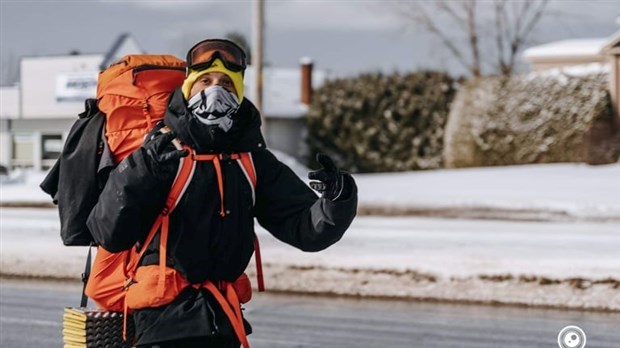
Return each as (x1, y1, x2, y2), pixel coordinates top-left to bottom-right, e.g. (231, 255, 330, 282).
(80, 245, 93, 307)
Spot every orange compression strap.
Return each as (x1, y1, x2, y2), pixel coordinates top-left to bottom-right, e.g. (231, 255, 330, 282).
(157, 215, 169, 297)
(239, 153, 256, 186)
(125, 215, 163, 273)
(236, 153, 263, 292)
(193, 154, 228, 217)
(253, 235, 264, 292)
(237, 154, 263, 292)
(202, 281, 250, 348)
(123, 296, 129, 341)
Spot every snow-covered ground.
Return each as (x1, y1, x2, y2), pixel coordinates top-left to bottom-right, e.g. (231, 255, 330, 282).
(1, 160, 619, 310)
(355, 163, 620, 221)
(4, 160, 619, 222)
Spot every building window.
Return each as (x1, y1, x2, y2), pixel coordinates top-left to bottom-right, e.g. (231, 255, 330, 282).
(42, 134, 63, 169)
(42, 134, 63, 160)
(12, 134, 34, 168)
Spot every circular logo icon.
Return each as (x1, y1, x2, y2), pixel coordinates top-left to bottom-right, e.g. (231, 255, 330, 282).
(558, 325, 586, 348)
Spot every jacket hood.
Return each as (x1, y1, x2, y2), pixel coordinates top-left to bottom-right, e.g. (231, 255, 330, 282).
(164, 88, 266, 153)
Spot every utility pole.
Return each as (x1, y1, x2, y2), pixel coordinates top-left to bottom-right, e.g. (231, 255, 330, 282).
(252, 0, 266, 135)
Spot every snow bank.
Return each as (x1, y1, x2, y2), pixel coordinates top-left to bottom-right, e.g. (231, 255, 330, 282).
(0, 169, 51, 205)
(356, 163, 620, 221)
(2, 163, 620, 222)
(2, 209, 618, 310)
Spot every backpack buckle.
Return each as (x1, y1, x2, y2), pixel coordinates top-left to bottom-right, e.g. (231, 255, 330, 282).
(122, 278, 137, 291)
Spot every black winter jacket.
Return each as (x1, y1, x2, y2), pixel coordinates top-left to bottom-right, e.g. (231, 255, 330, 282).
(86, 89, 358, 345)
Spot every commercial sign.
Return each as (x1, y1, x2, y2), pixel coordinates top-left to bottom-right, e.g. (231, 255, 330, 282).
(55, 72, 98, 103)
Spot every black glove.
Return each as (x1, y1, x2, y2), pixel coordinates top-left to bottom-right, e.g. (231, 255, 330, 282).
(308, 153, 345, 201)
(143, 131, 189, 178)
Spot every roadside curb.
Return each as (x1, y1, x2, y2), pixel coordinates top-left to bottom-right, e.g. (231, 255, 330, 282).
(2, 202, 619, 223)
(3, 264, 619, 312)
(357, 204, 620, 222)
(246, 264, 620, 312)
(0, 202, 56, 208)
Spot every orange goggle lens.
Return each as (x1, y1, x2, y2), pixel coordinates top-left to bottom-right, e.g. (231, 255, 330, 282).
(187, 39, 246, 72)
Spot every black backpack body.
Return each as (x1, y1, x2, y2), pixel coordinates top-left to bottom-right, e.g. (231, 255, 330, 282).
(40, 98, 113, 246)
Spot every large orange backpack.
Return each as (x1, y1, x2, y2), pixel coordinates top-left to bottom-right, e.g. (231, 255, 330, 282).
(96, 54, 186, 163)
(40, 56, 184, 246)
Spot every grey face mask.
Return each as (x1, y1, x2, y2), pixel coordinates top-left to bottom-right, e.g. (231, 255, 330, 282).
(187, 85, 240, 133)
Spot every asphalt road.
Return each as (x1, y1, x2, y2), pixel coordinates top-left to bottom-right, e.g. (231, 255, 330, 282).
(1, 278, 619, 348)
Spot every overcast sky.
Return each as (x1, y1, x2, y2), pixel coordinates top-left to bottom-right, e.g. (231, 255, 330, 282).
(1, 0, 619, 84)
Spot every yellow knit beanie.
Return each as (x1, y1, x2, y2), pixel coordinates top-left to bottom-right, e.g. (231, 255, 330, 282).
(181, 59, 244, 102)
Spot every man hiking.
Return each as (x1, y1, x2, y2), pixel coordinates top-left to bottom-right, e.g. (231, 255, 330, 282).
(86, 38, 358, 348)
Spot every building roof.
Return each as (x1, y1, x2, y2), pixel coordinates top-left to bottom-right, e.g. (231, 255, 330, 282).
(99, 33, 145, 70)
(6, 33, 326, 119)
(243, 66, 327, 119)
(522, 38, 608, 61)
(602, 29, 620, 54)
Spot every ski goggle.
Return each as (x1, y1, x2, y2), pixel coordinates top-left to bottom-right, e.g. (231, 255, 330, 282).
(186, 39, 247, 74)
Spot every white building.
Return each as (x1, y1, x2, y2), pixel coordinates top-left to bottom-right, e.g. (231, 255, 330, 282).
(522, 30, 620, 125)
(0, 34, 325, 170)
(522, 38, 609, 72)
(244, 61, 326, 162)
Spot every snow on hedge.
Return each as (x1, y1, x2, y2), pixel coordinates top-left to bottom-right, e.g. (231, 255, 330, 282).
(444, 72, 619, 168)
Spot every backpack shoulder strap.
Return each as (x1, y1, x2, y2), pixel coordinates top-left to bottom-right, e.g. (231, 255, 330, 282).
(235, 152, 264, 292)
(126, 131, 195, 272)
(122, 133, 195, 340)
(163, 138, 195, 214)
(236, 152, 256, 205)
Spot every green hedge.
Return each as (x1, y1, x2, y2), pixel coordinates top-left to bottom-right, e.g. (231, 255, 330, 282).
(306, 71, 457, 173)
(443, 73, 618, 167)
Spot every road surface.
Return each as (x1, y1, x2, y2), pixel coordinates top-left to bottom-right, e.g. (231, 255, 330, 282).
(1, 278, 619, 347)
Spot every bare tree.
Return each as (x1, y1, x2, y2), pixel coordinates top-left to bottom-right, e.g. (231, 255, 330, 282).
(396, 0, 549, 77)
(493, 0, 549, 75)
